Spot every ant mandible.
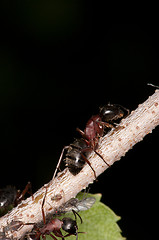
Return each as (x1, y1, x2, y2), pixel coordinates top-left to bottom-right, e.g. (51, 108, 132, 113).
(52, 103, 129, 180)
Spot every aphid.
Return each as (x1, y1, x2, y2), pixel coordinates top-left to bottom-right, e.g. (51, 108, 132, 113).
(0, 182, 32, 215)
(53, 196, 96, 216)
(51, 194, 63, 202)
(52, 103, 129, 180)
(50, 190, 64, 202)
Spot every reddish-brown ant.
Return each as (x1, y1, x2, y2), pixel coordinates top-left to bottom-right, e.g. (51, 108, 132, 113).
(0, 182, 33, 216)
(31, 210, 83, 240)
(52, 103, 129, 180)
(30, 189, 84, 240)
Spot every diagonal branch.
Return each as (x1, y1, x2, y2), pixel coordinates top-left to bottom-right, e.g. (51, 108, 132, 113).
(0, 90, 159, 239)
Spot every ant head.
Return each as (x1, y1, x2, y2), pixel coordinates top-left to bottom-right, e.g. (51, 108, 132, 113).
(62, 217, 78, 236)
(0, 186, 17, 209)
(99, 103, 124, 122)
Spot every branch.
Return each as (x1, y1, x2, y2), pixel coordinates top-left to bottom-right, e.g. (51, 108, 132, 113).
(0, 90, 159, 239)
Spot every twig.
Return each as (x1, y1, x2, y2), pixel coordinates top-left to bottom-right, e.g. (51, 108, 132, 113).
(0, 90, 159, 239)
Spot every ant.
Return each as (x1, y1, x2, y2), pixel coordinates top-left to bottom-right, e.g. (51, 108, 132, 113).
(30, 190, 84, 240)
(0, 182, 32, 216)
(31, 210, 83, 240)
(52, 103, 129, 180)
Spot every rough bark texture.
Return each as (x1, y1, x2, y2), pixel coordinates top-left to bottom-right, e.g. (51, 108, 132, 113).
(0, 90, 159, 239)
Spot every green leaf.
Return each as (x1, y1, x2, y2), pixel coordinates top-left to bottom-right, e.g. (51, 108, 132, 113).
(43, 193, 125, 240)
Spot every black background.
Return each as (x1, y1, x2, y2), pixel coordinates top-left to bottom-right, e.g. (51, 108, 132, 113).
(0, 2, 158, 240)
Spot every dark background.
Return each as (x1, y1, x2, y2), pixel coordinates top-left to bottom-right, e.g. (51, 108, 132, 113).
(0, 2, 158, 240)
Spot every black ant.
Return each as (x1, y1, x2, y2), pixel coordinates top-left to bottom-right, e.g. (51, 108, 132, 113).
(30, 190, 84, 240)
(52, 103, 129, 180)
(0, 182, 32, 216)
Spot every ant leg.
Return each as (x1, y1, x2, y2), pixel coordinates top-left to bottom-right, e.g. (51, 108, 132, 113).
(76, 232, 78, 240)
(42, 187, 48, 225)
(49, 233, 58, 240)
(53, 230, 65, 239)
(94, 150, 110, 167)
(42, 235, 47, 240)
(64, 232, 85, 240)
(121, 105, 130, 116)
(52, 146, 70, 182)
(63, 233, 76, 239)
(80, 152, 97, 179)
(81, 145, 110, 174)
(16, 182, 33, 204)
(76, 128, 89, 141)
(98, 121, 114, 129)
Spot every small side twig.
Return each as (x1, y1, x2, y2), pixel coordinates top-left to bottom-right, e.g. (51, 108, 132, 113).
(0, 90, 159, 239)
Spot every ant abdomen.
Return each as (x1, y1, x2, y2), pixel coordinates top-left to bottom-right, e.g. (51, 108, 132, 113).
(65, 139, 89, 175)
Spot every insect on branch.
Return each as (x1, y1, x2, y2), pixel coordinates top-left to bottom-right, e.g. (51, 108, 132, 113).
(0, 89, 159, 239)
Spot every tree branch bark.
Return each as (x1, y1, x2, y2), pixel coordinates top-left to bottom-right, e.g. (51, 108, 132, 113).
(0, 90, 159, 239)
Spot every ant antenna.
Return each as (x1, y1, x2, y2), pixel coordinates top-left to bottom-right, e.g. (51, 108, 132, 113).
(52, 146, 69, 181)
(72, 210, 83, 224)
(41, 187, 48, 224)
(147, 83, 159, 89)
